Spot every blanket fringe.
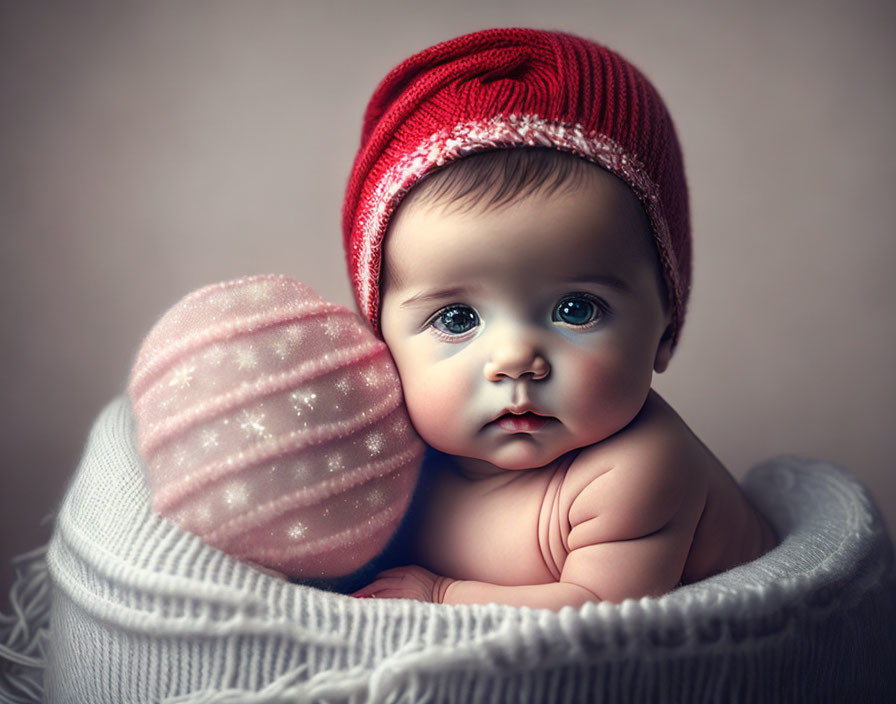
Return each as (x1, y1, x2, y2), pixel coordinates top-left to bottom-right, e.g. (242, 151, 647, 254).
(0, 545, 50, 704)
(163, 665, 311, 704)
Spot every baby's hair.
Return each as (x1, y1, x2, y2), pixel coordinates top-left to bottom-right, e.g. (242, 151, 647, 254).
(400, 147, 597, 215)
(381, 148, 595, 293)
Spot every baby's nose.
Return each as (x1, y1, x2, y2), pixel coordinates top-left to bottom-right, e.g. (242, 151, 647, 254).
(483, 341, 550, 382)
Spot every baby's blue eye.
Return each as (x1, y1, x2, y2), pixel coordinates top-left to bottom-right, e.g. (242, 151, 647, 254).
(432, 305, 479, 335)
(553, 295, 602, 326)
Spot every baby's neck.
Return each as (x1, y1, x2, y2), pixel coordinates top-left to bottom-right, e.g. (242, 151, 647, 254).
(438, 448, 581, 484)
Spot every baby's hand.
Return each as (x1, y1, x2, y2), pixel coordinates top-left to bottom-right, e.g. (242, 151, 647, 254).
(352, 565, 455, 603)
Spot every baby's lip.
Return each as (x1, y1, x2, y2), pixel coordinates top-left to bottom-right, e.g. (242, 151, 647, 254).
(488, 403, 555, 425)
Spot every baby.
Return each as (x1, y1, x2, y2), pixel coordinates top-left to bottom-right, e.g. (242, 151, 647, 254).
(343, 28, 777, 608)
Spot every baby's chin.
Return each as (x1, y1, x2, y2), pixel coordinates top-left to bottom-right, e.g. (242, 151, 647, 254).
(448, 441, 577, 475)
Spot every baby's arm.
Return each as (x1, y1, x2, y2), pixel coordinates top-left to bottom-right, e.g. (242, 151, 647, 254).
(355, 444, 708, 609)
(441, 525, 695, 609)
(354, 566, 601, 609)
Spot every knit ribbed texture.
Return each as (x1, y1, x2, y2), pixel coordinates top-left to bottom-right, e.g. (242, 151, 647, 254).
(127, 275, 423, 579)
(342, 28, 691, 347)
(24, 397, 895, 702)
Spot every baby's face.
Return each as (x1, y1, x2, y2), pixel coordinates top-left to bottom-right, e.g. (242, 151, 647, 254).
(379, 166, 673, 475)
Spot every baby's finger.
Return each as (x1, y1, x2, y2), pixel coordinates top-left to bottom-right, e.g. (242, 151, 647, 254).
(350, 576, 395, 597)
(368, 576, 403, 591)
(349, 584, 374, 597)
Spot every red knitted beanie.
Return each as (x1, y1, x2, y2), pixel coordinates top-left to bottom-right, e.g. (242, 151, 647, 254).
(342, 27, 691, 348)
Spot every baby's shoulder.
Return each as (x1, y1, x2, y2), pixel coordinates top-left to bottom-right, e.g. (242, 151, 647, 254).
(563, 391, 713, 527)
(569, 391, 705, 479)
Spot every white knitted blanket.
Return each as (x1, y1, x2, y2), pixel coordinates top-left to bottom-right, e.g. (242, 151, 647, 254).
(2, 396, 895, 703)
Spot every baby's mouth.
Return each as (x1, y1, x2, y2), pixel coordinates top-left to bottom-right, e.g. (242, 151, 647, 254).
(492, 411, 553, 433)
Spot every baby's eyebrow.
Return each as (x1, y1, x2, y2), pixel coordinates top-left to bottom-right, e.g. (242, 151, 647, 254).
(563, 274, 631, 292)
(398, 276, 630, 309)
(399, 286, 478, 309)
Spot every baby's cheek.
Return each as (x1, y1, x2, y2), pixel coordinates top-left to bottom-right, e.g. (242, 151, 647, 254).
(402, 363, 472, 449)
(571, 348, 652, 429)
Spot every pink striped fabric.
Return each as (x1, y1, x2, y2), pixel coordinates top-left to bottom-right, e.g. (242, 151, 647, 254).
(128, 274, 423, 579)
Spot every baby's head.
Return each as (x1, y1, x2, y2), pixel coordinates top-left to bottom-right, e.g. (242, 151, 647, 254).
(342, 28, 690, 471)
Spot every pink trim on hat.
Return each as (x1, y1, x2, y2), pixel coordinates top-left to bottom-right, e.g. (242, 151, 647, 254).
(354, 113, 684, 342)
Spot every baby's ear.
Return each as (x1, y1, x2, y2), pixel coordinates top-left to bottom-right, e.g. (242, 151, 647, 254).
(653, 324, 674, 374)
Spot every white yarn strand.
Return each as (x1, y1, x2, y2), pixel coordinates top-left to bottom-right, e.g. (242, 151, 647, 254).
(0, 545, 50, 704)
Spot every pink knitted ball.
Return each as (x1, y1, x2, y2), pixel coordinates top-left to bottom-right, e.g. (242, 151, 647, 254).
(127, 274, 424, 579)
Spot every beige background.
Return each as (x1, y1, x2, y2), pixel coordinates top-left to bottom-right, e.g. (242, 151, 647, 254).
(2, 0, 894, 606)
